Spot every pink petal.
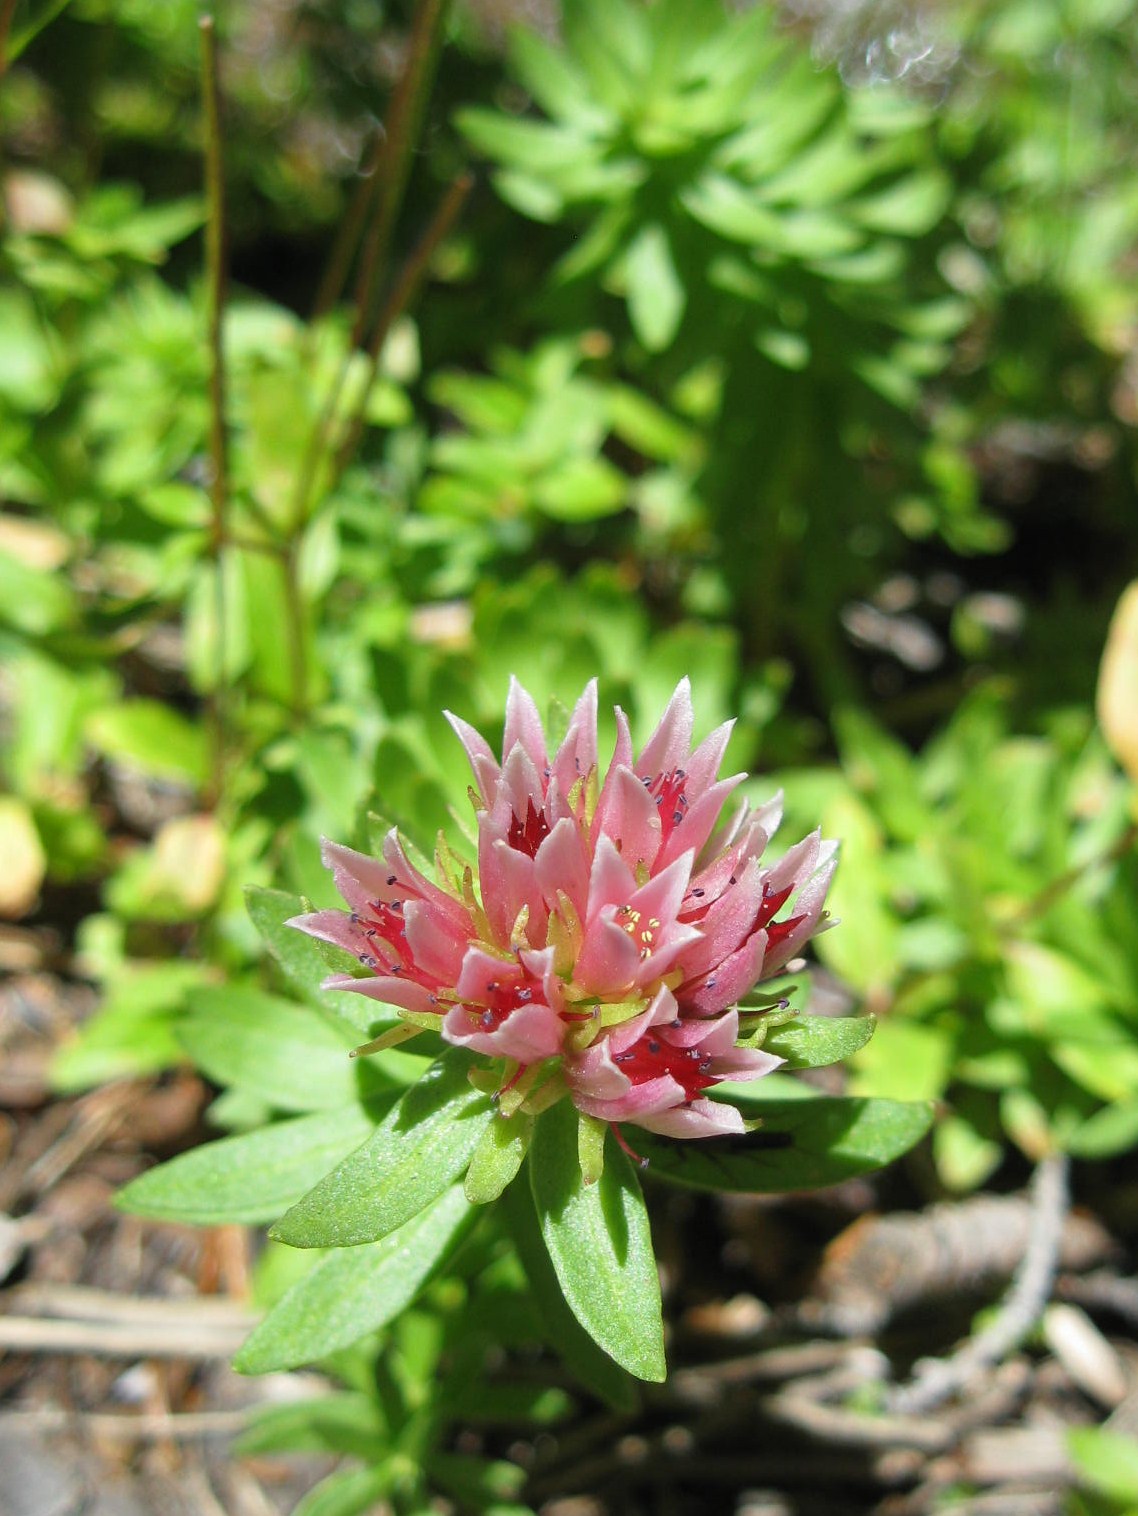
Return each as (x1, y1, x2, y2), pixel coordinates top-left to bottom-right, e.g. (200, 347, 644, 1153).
(636, 1097, 747, 1138)
(681, 931, 768, 1016)
(656, 772, 745, 872)
(288, 908, 369, 959)
(382, 831, 472, 929)
(442, 1000, 564, 1064)
(454, 945, 523, 1002)
(591, 763, 662, 873)
(444, 710, 500, 805)
(584, 834, 638, 916)
(479, 832, 547, 946)
(551, 679, 599, 802)
(636, 677, 694, 780)
(321, 838, 398, 915)
(678, 856, 766, 977)
(503, 676, 548, 772)
(573, 911, 643, 995)
(534, 816, 591, 919)
(682, 719, 735, 795)
(402, 899, 468, 983)
(572, 1073, 683, 1124)
(322, 973, 440, 1017)
(759, 854, 838, 976)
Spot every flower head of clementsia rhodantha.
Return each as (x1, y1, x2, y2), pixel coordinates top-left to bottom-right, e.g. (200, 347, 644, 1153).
(292, 678, 836, 1142)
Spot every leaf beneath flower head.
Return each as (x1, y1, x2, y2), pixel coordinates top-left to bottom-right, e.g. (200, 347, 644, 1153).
(636, 1096, 933, 1193)
(271, 1050, 493, 1248)
(500, 1180, 637, 1412)
(116, 1105, 381, 1226)
(529, 1101, 666, 1382)
(245, 885, 387, 1035)
(759, 1014, 876, 1069)
(235, 1184, 475, 1373)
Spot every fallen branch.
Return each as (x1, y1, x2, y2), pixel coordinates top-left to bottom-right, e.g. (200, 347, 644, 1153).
(0, 1311, 253, 1359)
(808, 1159, 1104, 1336)
(886, 1152, 1070, 1414)
(0, 1406, 249, 1441)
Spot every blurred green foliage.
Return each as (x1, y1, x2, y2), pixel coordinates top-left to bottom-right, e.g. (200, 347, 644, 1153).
(4, 0, 1138, 1501)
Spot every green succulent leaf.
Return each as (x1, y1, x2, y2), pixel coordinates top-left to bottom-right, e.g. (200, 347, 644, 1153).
(465, 1112, 534, 1204)
(116, 1106, 379, 1226)
(235, 1184, 474, 1373)
(760, 1015, 876, 1068)
(245, 885, 387, 1033)
(500, 1171, 637, 1412)
(271, 1050, 492, 1248)
(178, 987, 359, 1113)
(529, 1101, 665, 1382)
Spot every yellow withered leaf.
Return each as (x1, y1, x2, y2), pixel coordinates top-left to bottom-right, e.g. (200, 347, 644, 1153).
(1098, 580, 1138, 783)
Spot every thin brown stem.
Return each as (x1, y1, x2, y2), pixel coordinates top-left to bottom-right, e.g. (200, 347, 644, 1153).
(0, 0, 20, 77)
(1007, 821, 1138, 929)
(348, 0, 449, 348)
(309, 124, 386, 330)
(333, 171, 473, 479)
(289, 0, 451, 527)
(0, 0, 18, 236)
(200, 14, 230, 808)
(283, 538, 308, 720)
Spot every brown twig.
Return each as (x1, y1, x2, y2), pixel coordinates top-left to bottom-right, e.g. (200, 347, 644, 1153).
(1005, 821, 1138, 929)
(332, 170, 473, 479)
(289, 0, 451, 525)
(0, 1313, 253, 1357)
(308, 125, 386, 331)
(886, 1152, 1070, 1414)
(6, 1282, 253, 1324)
(0, 1407, 251, 1441)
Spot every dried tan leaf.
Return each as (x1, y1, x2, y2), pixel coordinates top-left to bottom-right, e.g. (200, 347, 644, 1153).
(1098, 580, 1138, 783)
(0, 798, 46, 919)
(153, 814, 226, 914)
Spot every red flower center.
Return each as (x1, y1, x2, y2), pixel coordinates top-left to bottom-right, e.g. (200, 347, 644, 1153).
(468, 976, 536, 1032)
(355, 898, 410, 971)
(507, 799, 551, 858)
(645, 767, 688, 843)
(752, 882, 804, 947)
(614, 1035, 716, 1101)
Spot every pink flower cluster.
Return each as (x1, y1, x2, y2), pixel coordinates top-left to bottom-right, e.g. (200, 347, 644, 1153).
(293, 680, 835, 1139)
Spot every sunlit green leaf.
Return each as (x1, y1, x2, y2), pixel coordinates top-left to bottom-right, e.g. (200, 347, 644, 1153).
(529, 1101, 665, 1382)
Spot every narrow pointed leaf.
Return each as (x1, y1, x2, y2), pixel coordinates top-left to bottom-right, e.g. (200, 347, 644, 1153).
(465, 1112, 533, 1204)
(235, 1185, 474, 1373)
(500, 1178, 637, 1411)
(117, 1106, 379, 1226)
(529, 1101, 665, 1382)
(271, 1051, 492, 1247)
(760, 1015, 876, 1069)
(178, 987, 358, 1112)
(245, 886, 382, 1033)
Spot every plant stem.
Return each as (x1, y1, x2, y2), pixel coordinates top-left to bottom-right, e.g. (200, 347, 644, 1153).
(0, 0, 17, 236)
(333, 171, 473, 479)
(309, 124, 386, 332)
(283, 537, 308, 721)
(200, 14, 230, 809)
(1008, 821, 1138, 928)
(886, 1151, 1070, 1414)
(0, 0, 16, 79)
(290, 0, 451, 526)
(348, 0, 450, 349)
